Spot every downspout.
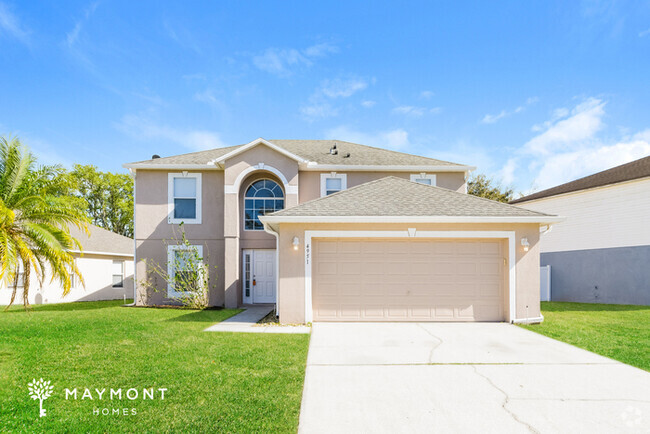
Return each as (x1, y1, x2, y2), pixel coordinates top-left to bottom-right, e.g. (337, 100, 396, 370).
(127, 168, 136, 307)
(262, 222, 280, 318)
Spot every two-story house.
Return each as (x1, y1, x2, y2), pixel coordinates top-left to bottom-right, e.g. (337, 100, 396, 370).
(124, 138, 561, 324)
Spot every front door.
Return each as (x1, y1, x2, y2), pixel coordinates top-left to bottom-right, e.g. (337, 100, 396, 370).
(243, 250, 276, 304)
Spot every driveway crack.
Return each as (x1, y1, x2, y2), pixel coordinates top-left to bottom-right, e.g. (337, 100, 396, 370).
(471, 365, 540, 433)
(415, 323, 443, 363)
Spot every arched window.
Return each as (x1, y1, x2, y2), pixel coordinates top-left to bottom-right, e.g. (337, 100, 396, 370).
(244, 179, 284, 230)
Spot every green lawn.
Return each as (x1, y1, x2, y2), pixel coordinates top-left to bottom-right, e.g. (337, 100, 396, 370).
(0, 300, 310, 433)
(520, 302, 650, 371)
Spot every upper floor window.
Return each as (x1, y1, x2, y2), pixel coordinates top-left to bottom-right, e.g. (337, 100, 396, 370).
(320, 173, 347, 197)
(410, 173, 436, 186)
(168, 173, 202, 224)
(244, 179, 284, 231)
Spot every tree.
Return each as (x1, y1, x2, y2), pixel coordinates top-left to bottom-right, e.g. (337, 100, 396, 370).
(59, 165, 134, 238)
(139, 224, 215, 309)
(467, 174, 515, 203)
(0, 136, 88, 309)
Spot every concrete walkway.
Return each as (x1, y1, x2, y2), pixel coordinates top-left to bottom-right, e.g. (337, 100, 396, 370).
(204, 306, 310, 334)
(299, 323, 650, 433)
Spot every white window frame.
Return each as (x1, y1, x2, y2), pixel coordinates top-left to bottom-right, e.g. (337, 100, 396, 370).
(243, 178, 285, 232)
(167, 245, 204, 297)
(168, 172, 202, 224)
(320, 172, 347, 197)
(410, 173, 437, 186)
(111, 260, 124, 288)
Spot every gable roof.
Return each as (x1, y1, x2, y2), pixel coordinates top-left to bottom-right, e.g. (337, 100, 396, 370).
(511, 155, 650, 204)
(68, 223, 133, 256)
(260, 177, 561, 225)
(123, 139, 473, 171)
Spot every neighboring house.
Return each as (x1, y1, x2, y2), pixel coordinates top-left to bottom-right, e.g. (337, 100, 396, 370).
(124, 138, 560, 323)
(0, 224, 134, 305)
(511, 156, 650, 305)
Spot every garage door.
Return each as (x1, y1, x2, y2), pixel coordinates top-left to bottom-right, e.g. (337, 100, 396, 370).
(312, 239, 506, 322)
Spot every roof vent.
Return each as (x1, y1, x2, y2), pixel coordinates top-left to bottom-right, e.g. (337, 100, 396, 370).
(343, 152, 350, 158)
(151, 154, 160, 159)
(329, 144, 338, 155)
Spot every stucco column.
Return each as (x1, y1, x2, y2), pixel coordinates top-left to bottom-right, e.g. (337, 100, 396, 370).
(223, 191, 240, 308)
(223, 236, 239, 308)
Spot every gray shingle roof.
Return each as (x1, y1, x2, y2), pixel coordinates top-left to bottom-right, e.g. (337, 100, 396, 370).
(511, 155, 650, 204)
(128, 145, 242, 165)
(268, 140, 463, 166)
(126, 140, 468, 167)
(268, 177, 553, 218)
(68, 223, 133, 256)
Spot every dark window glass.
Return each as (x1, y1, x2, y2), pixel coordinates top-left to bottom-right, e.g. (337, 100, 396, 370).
(174, 198, 196, 219)
(244, 179, 284, 230)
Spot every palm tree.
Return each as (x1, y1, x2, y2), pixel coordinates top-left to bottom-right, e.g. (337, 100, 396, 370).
(0, 136, 88, 309)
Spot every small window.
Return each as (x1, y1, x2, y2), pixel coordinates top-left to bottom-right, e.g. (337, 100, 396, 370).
(112, 260, 124, 288)
(410, 173, 436, 186)
(320, 173, 347, 197)
(16, 269, 24, 288)
(168, 173, 202, 224)
(244, 179, 284, 231)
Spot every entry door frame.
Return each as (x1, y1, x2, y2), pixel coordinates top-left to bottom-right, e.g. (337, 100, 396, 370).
(242, 249, 277, 304)
(304, 230, 517, 324)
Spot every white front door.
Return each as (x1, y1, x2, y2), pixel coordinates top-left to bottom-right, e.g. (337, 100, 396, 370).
(243, 250, 276, 304)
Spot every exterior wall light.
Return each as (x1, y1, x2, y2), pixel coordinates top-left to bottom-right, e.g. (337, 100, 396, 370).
(521, 237, 529, 252)
(292, 236, 300, 250)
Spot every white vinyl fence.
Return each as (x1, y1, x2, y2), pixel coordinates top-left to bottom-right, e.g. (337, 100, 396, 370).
(540, 265, 551, 302)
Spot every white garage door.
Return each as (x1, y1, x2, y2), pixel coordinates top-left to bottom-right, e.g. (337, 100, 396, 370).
(312, 239, 507, 322)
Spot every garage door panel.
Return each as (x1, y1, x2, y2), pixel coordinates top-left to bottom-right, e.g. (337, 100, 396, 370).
(313, 239, 506, 322)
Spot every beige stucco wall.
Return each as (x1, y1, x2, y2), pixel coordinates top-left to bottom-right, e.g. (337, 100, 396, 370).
(0, 253, 134, 305)
(134, 170, 225, 306)
(275, 222, 541, 324)
(298, 171, 466, 203)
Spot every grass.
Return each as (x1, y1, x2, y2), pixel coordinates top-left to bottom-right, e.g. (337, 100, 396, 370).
(519, 301, 650, 371)
(0, 300, 310, 433)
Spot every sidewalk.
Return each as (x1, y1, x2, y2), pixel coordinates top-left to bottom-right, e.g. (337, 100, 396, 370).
(204, 306, 310, 334)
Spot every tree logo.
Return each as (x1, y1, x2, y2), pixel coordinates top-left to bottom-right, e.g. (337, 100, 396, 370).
(28, 378, 54, 417)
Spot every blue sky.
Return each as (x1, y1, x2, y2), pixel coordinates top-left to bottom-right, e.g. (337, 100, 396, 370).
(1, 1, 650, 193)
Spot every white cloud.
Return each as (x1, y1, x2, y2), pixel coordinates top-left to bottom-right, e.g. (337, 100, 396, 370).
(639, 28, 650, 37)
(252, 43, 339, 77)
(501, 98, 650, 193)
(361, 100, 376, 108)
(300, 103, 338, 120)
(325, 125, 412, 151)
(0, 2, 29, 44)
(303, 42, 338, 57)
(392, 105, 426, 117)
(114, 114, 226, 151)
(481, 97, 538, 124)
(523, 97, 605, 155)
(320, 78, 368, 98)
(420, 90, 435, 99)
(300, 76, 370, 121)
(392, 105, 441, 117)
(530, 135, 650, 191)
(66, 2, 98, 48)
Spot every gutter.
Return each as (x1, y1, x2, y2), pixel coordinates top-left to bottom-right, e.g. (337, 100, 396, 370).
(260, 215, 566, 225)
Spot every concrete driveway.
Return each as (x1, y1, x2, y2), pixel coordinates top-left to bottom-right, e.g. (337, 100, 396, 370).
(299, 323, 650, 433)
